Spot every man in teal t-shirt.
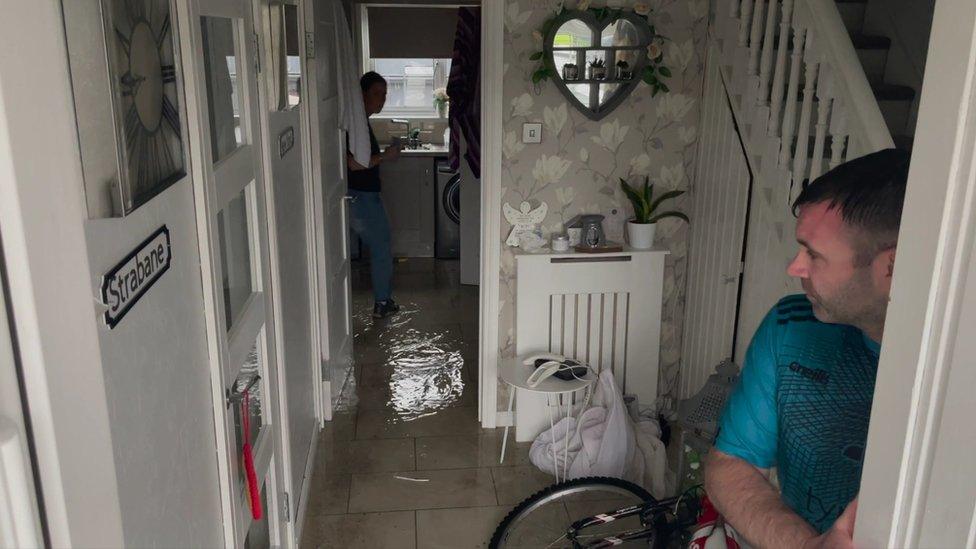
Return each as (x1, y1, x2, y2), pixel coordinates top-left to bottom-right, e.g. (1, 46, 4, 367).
(705, 148, 911, 548)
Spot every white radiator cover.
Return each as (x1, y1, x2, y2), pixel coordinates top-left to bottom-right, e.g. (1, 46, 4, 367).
(514, 248, 668, 441)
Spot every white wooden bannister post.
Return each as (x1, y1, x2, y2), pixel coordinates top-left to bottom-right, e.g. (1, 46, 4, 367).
(828, 97, 849, 170)
(758, 0, 779, 106)
(739, 0, 754, 48)
(810, 63, 833, 180)
(768, 0, 794, 135)
(780, 25, 806, 166)
(793, 32, 820, 188)
(748, 0, 766, 76)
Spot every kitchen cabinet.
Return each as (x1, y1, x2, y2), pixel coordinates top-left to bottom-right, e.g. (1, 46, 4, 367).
(381, 156, 435, 257)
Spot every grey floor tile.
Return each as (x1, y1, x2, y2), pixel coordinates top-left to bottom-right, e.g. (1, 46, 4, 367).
(319, 412, 357, 443)
(348, 468, 497, 513)
(301, 510, 416, 549)
(415, 432, 531, 470)
(318, 438, 416, 475)
(305, 473, 351, 517)
(491, 465, 557, 505)
(356, 406, 480, 439)
(415, 506, 509, 549)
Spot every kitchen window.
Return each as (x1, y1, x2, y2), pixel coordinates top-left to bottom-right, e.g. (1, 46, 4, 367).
(360, 5, 460, 118)
(365, 58, 451, 118)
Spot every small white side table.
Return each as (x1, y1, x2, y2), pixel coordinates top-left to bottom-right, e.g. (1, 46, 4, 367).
(499, 357, 597, 483)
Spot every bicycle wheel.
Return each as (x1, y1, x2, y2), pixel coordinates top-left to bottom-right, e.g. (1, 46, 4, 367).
(490, 476, 656, 548)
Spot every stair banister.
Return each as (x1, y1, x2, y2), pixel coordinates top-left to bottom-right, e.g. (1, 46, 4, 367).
(797, 0, 894, 153)
(768, 0, 794, 136)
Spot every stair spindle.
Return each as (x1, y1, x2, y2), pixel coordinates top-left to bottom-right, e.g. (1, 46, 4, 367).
(810, 64, 833, 181)
(739, 0, 754, 49)
(793, 34, 820, 186)
(768, 0, 793, 135)
(757, 0, 779, 106)
(779, 25, 806, 167)
(828, 98, 849, 170)
(748, 0, 766, 76)
(730, 0, 740, 19)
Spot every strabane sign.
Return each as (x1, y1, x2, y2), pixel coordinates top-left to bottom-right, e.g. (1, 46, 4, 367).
(100, 226, 171, 328)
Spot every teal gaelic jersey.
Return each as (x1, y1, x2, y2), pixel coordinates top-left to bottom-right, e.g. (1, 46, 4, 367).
(714, 294, 881, 533)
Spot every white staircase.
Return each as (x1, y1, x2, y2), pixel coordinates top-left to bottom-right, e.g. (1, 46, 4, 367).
(679, 0, 923, 397)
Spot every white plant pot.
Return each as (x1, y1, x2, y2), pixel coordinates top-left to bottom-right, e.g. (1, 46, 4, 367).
(626, 220, 656, 249)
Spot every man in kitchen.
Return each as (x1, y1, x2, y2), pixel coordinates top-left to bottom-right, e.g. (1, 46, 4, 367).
(347, 71, 401, 318)
(704, 148, 910, 548)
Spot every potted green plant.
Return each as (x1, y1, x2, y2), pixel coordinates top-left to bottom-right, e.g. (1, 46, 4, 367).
(620, 176, 689, 248)
(562, 62, 579, 81)
(616, 60, 633, 80)
(588, 58, 607, 80)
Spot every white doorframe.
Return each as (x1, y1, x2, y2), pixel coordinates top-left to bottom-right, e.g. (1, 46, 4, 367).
(177, 0, 288, 545)
(478, 0, 503, 428)
(0, 2, 124, 546)
(855, 1, 976, 545)
(251, 0, 324, 545)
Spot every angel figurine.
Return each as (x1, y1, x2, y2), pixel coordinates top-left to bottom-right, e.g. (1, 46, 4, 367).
(504, 201, 548, 247)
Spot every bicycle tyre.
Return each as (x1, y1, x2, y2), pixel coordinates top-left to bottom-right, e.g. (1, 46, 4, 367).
(489, 476, 655, 549)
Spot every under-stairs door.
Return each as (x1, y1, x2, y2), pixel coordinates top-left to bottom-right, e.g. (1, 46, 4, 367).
(680, 43, 752, 399)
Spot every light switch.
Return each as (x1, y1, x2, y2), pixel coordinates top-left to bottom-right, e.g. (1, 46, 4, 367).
(522, 123, 542, 144)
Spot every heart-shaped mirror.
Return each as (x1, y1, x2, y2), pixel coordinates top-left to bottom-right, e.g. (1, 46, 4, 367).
(544, 10, 653, 120)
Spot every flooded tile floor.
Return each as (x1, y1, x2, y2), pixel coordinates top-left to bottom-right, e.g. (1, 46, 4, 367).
(301, 258, 553, 549)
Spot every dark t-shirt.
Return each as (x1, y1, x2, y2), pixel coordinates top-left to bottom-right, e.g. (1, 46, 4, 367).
(347, 123, 381, 192)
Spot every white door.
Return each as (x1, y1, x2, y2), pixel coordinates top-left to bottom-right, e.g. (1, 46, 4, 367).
(254, 0, 320, 532)
(188, 1, 285, 545)
(0, 266, 43, 548)
(307, 0, 354, 412)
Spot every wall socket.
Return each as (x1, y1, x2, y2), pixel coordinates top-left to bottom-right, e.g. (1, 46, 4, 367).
(522, 122, 542, 143)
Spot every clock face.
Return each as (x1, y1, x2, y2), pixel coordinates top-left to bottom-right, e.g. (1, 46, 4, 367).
(109, 0, 185, 209)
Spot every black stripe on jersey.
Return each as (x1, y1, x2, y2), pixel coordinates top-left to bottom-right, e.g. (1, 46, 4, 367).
(777, 314, 817, 325)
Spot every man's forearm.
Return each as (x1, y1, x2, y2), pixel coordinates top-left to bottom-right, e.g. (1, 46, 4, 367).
(704, 449, 818, 548)
(346, 153, 383, 171)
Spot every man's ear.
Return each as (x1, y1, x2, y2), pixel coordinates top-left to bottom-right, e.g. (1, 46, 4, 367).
(877, 247, 897, 280)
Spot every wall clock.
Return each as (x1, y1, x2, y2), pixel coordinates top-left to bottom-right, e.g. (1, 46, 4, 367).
(102, 0, 186, 215)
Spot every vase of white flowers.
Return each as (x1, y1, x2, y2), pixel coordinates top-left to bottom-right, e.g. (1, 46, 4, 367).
(433, 88, 449, 118)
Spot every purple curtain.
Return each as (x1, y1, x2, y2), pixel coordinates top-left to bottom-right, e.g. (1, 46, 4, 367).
(447, 7, 481, 178)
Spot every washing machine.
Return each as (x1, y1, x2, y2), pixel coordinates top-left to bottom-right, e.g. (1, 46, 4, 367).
(435, 160, 461, 258)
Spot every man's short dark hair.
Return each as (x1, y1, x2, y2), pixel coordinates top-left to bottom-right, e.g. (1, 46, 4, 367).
(792, 147, 910, 266)
(360, 71, 386, 93)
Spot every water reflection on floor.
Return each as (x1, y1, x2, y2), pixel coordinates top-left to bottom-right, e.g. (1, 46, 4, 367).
(337, 259, 477, 420)
(301, 259, 550, 549)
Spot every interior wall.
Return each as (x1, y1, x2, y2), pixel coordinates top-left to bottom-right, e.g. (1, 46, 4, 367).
(498, 0, 707, 410)
(61, 1, 223, 546)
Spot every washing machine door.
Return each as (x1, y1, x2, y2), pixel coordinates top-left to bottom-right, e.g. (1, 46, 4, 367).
(443, 173, 461, 225)
(435, 162, 461, 258)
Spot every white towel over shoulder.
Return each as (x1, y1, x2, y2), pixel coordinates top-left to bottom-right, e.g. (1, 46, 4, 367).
(333, 1, 371, 166)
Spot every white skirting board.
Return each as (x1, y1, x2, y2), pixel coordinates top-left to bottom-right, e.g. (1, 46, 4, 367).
(514, 248, 668, 441)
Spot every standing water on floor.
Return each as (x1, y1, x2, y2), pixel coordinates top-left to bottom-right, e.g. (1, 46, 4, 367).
(301, 259, 555, 549)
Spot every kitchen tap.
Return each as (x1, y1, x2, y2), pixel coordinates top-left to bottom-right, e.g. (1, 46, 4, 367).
(390, 118, 411, 147)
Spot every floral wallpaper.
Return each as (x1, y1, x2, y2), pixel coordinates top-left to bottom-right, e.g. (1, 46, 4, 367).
(497, 0, 707, 411)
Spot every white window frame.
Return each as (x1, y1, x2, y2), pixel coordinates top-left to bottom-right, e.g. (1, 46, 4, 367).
(356, 3, 454, 119)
